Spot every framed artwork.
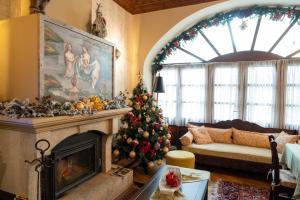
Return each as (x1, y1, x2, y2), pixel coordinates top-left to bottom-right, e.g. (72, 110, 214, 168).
(39, 16, 115, 101)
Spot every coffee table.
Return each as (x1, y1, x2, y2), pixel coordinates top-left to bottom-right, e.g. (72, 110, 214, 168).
(130, 165, 210, 200)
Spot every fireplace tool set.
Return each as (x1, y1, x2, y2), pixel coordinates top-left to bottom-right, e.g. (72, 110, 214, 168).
(25, 139, 53, 200)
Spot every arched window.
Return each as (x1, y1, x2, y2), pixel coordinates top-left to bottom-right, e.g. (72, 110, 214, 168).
(153, 6, 300, 130)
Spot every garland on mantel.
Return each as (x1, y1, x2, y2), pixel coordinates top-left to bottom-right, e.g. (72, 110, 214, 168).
(152, 5, 300, 72)
(0, 93, 127, 118)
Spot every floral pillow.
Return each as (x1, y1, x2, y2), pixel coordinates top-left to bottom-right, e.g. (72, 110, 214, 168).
(179, 131, 193, 146)
(232, 128, 270, 149)
(188, 126, 213, 144)
(205, 127, 233, 144)
(275, 131, 299, 153)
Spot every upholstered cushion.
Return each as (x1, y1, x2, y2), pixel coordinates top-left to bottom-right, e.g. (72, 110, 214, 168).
(188, 126, 213, 144)
(165, 150, 195, 169)
(275, 131, 299, 153)
(180, 131, 194, 146)
(206, 127, 233, 144)
(182, 143, 281, 164)
(232, 128, 270, 149)
(280, 169, 297, 188)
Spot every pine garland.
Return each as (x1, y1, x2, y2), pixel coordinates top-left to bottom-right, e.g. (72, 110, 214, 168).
(0, 93, 127, 118)
(152, 5, 300, 72)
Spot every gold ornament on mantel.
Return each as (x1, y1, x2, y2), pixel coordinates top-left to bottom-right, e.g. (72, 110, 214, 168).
(91, 2, 107, 39)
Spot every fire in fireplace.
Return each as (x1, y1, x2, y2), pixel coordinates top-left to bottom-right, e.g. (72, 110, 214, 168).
(42, 131, 102, 200)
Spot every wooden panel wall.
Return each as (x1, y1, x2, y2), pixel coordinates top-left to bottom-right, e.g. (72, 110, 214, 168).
(0, 0, 10, 19)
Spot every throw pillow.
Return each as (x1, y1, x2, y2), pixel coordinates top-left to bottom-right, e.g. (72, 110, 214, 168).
(188, 126, 213, 144)
(275, 131, 299, 153)
(179, 131, 193, 146)
(205, 127, 233, 144)
(232, 128, 270, 148)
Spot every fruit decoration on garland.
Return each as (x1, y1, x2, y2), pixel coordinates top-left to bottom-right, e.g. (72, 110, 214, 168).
(114, 78, 173, 173)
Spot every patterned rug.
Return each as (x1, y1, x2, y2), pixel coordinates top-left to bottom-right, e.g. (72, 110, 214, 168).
(209, 180, 270, 200)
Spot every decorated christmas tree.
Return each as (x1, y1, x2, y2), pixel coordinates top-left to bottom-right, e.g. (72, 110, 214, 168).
(114, 77, 172, 172)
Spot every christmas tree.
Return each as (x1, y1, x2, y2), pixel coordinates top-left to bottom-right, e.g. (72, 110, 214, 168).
(114, 78, 172, 172)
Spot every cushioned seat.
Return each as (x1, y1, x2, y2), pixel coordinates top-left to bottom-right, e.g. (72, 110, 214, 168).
(165, 150, 195, 169)
(182, 143, 282, 164)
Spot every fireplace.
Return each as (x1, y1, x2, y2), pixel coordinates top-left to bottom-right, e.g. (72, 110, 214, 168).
(42, 131, 102, 200)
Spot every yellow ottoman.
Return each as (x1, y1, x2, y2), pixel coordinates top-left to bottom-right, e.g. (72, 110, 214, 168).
(165, 150, 195, 169)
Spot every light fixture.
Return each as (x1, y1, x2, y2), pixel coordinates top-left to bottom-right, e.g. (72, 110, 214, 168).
(153, 73, 165, 101)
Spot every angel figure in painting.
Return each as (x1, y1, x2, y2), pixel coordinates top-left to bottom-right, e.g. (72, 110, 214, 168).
(64, 43, 75, 78)
(76, 47, 101, 89)
(91, 3, 107, 38)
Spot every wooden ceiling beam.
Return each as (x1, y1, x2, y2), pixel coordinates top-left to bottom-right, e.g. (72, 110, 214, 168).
(113, 0, 219, 14)
(113, 0, 136, 14)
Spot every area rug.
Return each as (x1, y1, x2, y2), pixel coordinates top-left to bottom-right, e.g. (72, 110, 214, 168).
(209, 180, 270, 200)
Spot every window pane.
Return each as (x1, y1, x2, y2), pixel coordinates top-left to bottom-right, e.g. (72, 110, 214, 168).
(246, 65, 276, 127)
(181, 34, 218, 61)
(159, 68, 178, 123)
(254, 16, 291, 52)
(181, 67, 206, 123)
(272, 24, 300, 57)
(201, 23, 233, 55)
(213, 66, 239, 122)
(162, 48, 200, 64)
(285, 65, 300, 130)
(231, 16, 258, 51)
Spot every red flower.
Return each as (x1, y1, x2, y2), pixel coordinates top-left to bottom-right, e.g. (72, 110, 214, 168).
(130, 116, 140, 127)
(150, 148, 156, 156)
(153, 122, 160, 130)
(139, 141, 150, 154)
(135, 96, 142, 104)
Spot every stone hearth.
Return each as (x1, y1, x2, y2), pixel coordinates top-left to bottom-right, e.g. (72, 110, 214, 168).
(0, 108, 131, 200)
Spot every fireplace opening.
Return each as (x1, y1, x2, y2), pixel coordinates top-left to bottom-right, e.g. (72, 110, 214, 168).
(42, 131, 102, 200)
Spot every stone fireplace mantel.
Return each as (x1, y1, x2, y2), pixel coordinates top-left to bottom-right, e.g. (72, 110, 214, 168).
(0, 108, 131, 200)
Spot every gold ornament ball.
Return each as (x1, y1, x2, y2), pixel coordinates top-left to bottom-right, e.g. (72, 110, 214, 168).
(147, 161, 155, 169)
(113, 149, 120, 157)
(151, 107, 156, 112)
(159, 108, 163, 113)
(156, 159, 162, 166)
(163, 146, 169, 153)
(127, 138, 133, 144)
(129, 151, 136, 159)
(143, 131, 150, 138)
(167, 133, 172, 140)
(127, 100, 133, 106)
(143, 95, 148, 101)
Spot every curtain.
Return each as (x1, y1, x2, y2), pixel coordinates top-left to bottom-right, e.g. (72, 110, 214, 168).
(159, 67, 178, 125)
(159, 59, 300, 130)
(285, 60, 300, 130)
(244, 61, 277, 128)
(159, 64, 206, 125)
(211, 63, 239, 122)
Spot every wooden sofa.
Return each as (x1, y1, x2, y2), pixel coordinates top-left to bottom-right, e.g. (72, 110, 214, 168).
(169, 119, 298, 173)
